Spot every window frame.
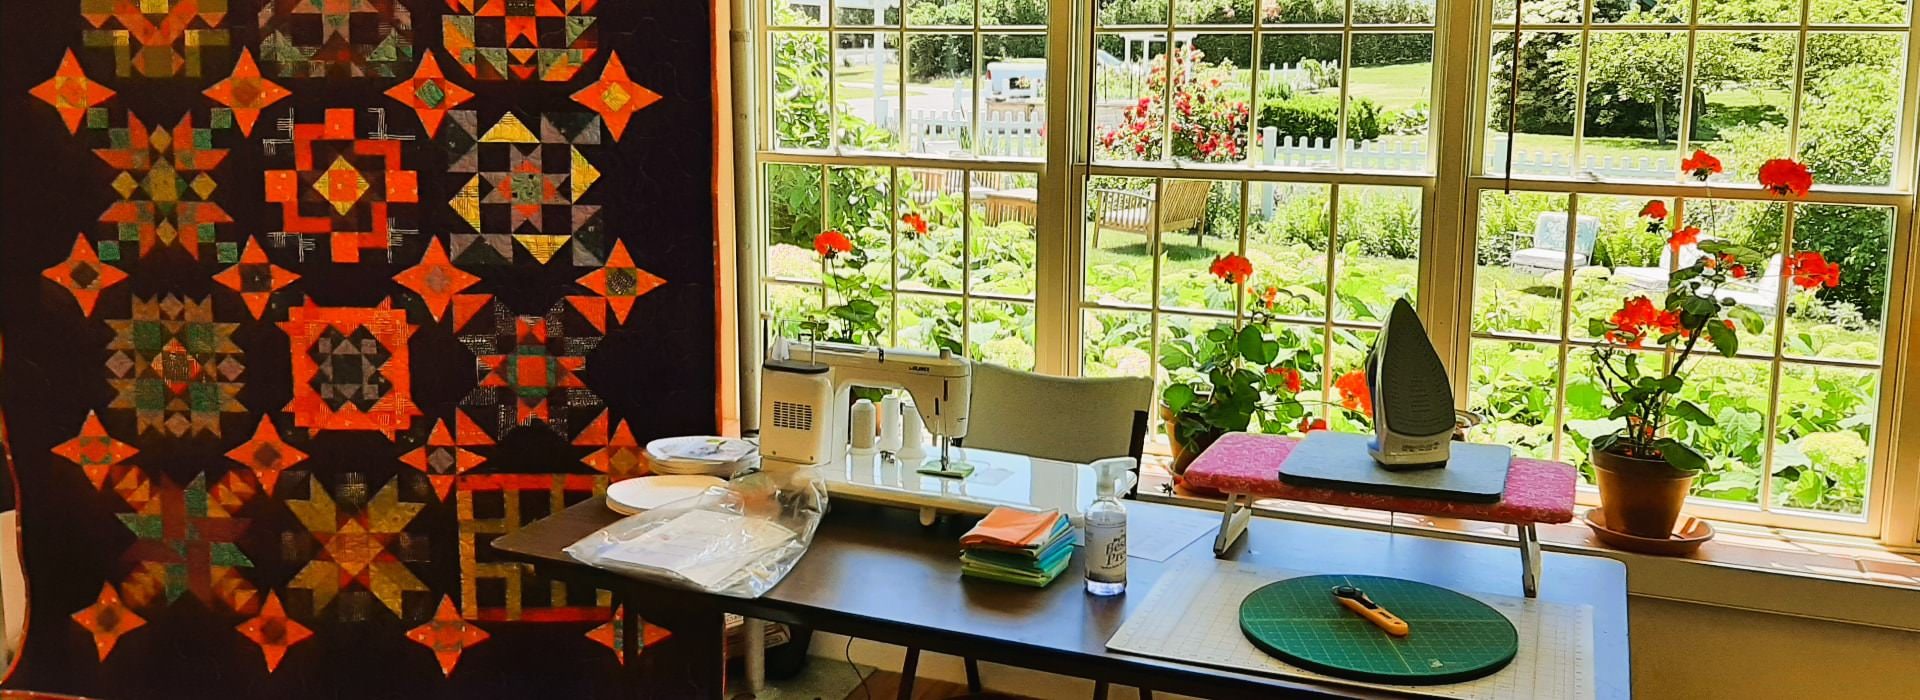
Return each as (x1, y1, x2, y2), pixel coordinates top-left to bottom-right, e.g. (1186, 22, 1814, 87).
(736, 0, 1920, 544)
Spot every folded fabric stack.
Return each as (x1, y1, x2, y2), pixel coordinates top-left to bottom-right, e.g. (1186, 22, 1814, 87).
(959, 507, 1074, 588)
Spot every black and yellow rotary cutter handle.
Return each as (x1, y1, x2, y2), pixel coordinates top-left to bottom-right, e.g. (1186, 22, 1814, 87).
(1331, 585, 1410, 637)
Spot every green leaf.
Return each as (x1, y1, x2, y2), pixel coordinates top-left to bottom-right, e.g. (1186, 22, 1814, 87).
(1654, 438, 1707, 472)
(1704, 318, 1737, 357)
(1161, 383, 1195, 412)
(1669, 400, 1716, 426)
(1235, 325, 1269, 364)
(1729, 306, 1765, 334)
(1158, 343, 1192, 371)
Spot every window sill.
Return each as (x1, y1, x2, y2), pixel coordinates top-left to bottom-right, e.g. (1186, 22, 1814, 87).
(1135, 456, 1920, 632)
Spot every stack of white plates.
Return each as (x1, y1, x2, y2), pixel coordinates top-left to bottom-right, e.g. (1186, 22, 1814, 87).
(646, 435, 758, 477)
(606, 475, 728, 515)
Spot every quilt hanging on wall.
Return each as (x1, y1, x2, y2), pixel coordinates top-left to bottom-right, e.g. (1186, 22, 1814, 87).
(0, 0, 720, 697)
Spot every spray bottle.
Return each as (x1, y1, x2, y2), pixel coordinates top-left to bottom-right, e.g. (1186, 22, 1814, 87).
(1084, 457, 1137, 596)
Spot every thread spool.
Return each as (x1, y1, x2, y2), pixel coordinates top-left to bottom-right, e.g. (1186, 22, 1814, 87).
(878, 395, 903, 453)
(897, 401, 927, 462)
(850, 398, 877, 455)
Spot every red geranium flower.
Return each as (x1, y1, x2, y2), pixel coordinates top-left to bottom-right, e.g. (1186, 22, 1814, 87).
(1758, 158, 1813, 197)
(1607, 296, 1667, 348)
(901, 212, 928, 236)
(1730, 263, 1747, 279)
(1260, 285, 1281, 309)
(1667, 225, 1701, 253)
(1297, 417, 1327, 433)
(1209, 254, 1253, 285)
(1267, 366, 1303, 393)
(1638, 200, 1668, 220)
(813, 230, 852, 259)
(1334, 371, 1373, 416)
(1787, 251, 1842, 289)
(1681, 149, 1723, 181)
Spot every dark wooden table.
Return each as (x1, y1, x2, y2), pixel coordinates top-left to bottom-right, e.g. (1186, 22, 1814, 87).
(492, 497, 1630, 699)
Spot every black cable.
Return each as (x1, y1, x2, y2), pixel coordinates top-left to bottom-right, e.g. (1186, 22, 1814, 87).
(845, 634, 869, 700)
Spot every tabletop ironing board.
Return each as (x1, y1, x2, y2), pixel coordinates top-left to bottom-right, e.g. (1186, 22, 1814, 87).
(1183, 433, 1578, 597)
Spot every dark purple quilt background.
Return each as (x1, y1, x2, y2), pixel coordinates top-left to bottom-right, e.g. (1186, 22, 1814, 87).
(0, 1, 717, 697)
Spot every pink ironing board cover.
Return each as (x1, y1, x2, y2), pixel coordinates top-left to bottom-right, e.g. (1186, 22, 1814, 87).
(1182, 432, 1577, 525)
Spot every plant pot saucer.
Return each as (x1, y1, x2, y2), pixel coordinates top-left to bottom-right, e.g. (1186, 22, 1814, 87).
(1584, 508, 1714, 556)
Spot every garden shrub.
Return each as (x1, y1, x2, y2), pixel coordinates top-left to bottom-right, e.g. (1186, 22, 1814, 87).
(1258, 95, 1383, 143)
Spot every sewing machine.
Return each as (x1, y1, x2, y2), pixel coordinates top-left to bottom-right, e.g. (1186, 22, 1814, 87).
(759, 339, 972, 474)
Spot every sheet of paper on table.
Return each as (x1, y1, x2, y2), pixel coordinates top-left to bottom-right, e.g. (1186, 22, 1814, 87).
(1126, 517, 1217, 562)
(594, 510, 797, 590)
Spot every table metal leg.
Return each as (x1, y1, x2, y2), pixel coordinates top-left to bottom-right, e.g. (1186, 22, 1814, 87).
(1213, 494, 1251, 557)
(744, 617, 766, 693)
(1519, 523, 1541, 598)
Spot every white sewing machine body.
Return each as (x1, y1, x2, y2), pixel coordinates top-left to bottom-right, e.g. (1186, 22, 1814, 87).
(758, 340, 971, 469)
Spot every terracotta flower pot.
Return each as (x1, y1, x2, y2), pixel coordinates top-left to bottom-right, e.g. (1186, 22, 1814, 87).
(1159, 403, 1222, 476)
(1592, 446, 1697, 539)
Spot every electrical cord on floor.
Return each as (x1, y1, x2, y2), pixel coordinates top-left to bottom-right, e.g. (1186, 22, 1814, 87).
(845, 635, 869, 700)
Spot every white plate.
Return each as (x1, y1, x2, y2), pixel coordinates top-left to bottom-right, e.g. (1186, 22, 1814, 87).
(606, 475, 728, 515)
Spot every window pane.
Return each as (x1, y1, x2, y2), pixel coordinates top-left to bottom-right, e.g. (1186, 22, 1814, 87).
(1785, 205, 1893, 364)
(1684, 198, 1785, 354)
(1100, 0, 1169, 26)
(1346, 32, 1432, 173)
(1687, 32, 1795, 184)
(1467, 340, 1561, 462)
(1255, 321, 1328, 434)
(1593, 0, 1685, 23)
(1354, 0, 1433, 24)
(838, 32, 903, 150)
(1178, 0, 1257, 24)
(1799, 32, 1907, 188)
(1772, 363, 1877, 515)
(972, 301, 1036, 370)
(1159, 180, 1243, 313)
(1334, 185, 1420, 323)
(980, 35, 1047, 158)
(767, 282, 825, 339)
(1698, 0, 1796, 24)
(1571, 195, 1665, 344)
(1491, 0, 1579, 24)
(1484, 31, 1578, 177)
(906, 34, 975, 157)
(771, 32, 832, 149)
(839, 0, 901, 25)
(970, 171, 1038, 297)
(899, 168, 967, 291)
(1095, 32, 1170, 161)
(1082, 308, 1153, 377)
(1809, 0, 1912, 24)
(1255, 32, 1343, 168)
(1326, 327, 1375, 432)
(1263, 0, 1342, 25)
(1160, 314, 1235, 390)
(773, 0, 824, 25)
(1086, 175, 1156, 306)
(1173, 35, 1254, 164)
(897, 294, 964, 354)
(1247, 183, 1331, 320)
(1474, 190, 1568, 338)
(766, 163, 826, 282)
(907, 0, 972, 27)
(1674, 355, 1771, 507)
(1580, 31, 1683, 181)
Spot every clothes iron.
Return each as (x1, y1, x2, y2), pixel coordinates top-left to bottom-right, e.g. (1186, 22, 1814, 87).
(1366, 298, 1455, 469)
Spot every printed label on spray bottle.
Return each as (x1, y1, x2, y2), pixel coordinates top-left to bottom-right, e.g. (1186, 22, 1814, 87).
(1085, 515, 1127, 584)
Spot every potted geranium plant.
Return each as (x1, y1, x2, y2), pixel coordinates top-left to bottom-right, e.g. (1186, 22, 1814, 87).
(1586, 154, 1841, 539)
(1159, 254, 1359, 474)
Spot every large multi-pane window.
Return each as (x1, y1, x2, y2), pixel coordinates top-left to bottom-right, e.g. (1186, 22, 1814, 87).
(1464, 0, 1912, 534)
(748, 0, 1920, 541)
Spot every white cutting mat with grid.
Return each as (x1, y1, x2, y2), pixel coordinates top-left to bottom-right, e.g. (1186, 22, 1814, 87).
(1106, 561, 1595, 700)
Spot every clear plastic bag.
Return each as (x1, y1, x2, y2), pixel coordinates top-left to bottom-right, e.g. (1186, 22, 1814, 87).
(564, 466, 826, 598)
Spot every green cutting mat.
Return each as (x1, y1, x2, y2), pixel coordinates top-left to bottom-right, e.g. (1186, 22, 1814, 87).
(1239, 574, 1518, 685)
